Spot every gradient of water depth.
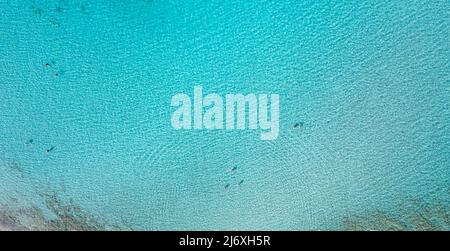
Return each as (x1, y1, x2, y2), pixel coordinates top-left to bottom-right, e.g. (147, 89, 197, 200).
(0, 0, 449, 230)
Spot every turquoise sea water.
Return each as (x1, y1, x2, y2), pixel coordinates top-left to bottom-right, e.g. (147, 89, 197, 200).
(0, 0, 449, 230)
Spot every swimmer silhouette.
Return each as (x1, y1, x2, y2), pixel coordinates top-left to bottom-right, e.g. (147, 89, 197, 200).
(231, 166, 237, 171)
(293, 122, 304, 128)
(46, 146, 55, 154)
(224, 184, 230, 189)
(25, 139, 34, 145)
(238, 180, 244, 186)
(44, 63, 50, 67)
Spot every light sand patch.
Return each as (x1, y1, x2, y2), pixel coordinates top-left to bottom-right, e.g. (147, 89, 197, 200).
(0, 224, 11, 231)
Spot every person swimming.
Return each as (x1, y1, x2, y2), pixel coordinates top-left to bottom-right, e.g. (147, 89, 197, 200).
(231, 166, 237, 171)
(293, 122, 304, 128)
(224, 184, 230, 189)
(46, 146, 55, 154)
(238, 179, 244, 186)
(25, 139, 33, 145)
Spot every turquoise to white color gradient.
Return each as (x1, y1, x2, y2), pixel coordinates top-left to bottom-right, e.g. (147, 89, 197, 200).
(0, 0, 449, 230)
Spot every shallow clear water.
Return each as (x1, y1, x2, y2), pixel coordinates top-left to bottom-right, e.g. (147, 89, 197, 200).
(0, 0, 449, 230)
